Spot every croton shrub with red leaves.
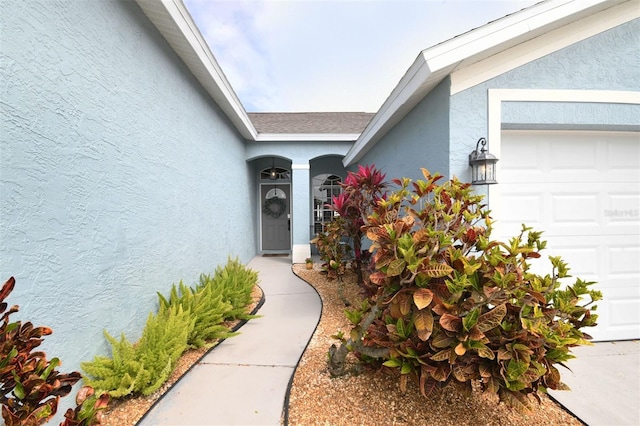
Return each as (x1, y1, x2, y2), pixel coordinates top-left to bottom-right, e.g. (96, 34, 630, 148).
(0, 277, 108, 425)
(328, 168, 601, 411)
(313, 164, 386, 290)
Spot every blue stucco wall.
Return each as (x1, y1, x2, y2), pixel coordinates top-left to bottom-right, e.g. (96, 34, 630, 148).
(449, 18, 640, 181)
(0, 0, 255, 417)
(356, 78, 451, 182)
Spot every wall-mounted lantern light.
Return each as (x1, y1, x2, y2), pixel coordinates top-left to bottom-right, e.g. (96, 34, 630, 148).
(469, 137, 498, 185)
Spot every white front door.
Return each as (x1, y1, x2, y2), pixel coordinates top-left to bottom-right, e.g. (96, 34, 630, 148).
(494, 130, 640, 341)
(261, 184, 291, 252)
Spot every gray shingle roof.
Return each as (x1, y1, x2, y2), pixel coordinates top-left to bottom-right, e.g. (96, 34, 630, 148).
(248, 112, 374, 134)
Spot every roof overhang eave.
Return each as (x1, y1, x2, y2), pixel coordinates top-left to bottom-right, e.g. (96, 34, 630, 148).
(343, 53, 446, 166)
(135, 0, 257, 141)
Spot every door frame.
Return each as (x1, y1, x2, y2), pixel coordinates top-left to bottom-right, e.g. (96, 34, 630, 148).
(259, 182, 292, 253)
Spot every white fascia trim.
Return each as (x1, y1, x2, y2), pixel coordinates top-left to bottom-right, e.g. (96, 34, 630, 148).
(256, 133, 361, 142)
(451, 1, 639, 94)
(489, 89, 640, 104)
(343, 0, 623, 167)
(135, 0, 257, 140)
(487, 88, 640, 229)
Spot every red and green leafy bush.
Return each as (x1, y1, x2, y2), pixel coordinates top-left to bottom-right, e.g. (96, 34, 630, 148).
(328, 168, 601, 410)
(60, 386, 109, 426)
(0, 276, 108, 425)
(312, 165, 386, 293)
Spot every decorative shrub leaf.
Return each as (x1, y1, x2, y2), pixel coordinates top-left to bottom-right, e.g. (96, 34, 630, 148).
(506, 359, 529, 380)
(431, 364, 450, 382)
(423, 263, 454, 278)
(476, 304, 507, 332)
(462, 308, 479, 332)
(383, 358, 401, 368)
(431, 349, 451, 362)
(413, 288, 433, 310)
(366, 227, 384, 242)
(439, 313, 462, 332)
(454, 342, 466, 356)
(477, 345, 495, 360)
(386, 259, 406, 277)
(369, 272, 387, 285)
(414, 309, 433, 341)
(499, 389, 532, 412)
(431, 331, 455, 349)
(398, 293, 412, 316)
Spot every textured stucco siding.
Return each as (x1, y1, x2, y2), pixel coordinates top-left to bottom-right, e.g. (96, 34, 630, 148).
(356, 78, 451, 181)
(0, 0, 255, 413)
(449, 18, 640, 182)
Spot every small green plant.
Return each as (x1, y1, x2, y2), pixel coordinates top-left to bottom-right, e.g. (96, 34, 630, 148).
(305, 258, 313, 264)
(0, 277, 83, 426)
(328, 169, 601, 411)
(312, 216, 353, 305)
(61, 386, 109, 426)
(311, 216, 352, 280)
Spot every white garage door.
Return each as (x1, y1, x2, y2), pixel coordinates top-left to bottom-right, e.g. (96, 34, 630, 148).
(494, 130, 640, 341)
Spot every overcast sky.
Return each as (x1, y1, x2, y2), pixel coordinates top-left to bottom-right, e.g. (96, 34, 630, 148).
(183, 0, 540, 112)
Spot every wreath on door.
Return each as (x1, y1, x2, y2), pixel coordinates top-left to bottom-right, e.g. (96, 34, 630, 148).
(263, 197, 286, 219)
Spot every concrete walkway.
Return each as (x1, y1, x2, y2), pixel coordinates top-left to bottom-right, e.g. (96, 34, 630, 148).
(139, 255, 639, 426)
(138, 255, 321, 426)
(549, 339, 640, 426)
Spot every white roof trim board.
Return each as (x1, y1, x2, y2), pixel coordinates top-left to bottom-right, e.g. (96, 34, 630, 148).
(342, 0, 636, 166)
(256, 133, 361, 142)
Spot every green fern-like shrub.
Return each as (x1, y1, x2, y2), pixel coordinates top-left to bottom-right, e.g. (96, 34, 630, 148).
(82, 304, 193, 397)
(201, 257, 259, 321)
(82, 257, 260, 399)
(158, 280, 237, 349)
(80, 332, 144, 398)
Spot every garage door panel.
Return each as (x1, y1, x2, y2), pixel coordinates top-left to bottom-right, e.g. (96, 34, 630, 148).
(552, 194, 598, 223)
(608, 137, 640, 169)
(608, 297, 640, 327)
(550, 139, 597, 170)
(498, 193, 543, 225)
(497, 130, 639, 341)
(501, 140, 541, 169)
(606, 193, 640, 225)
(610, 246, 640, 275)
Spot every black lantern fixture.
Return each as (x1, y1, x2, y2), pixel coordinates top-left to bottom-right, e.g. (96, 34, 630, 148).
(269, 157, 277, 180)
(469, 138, 499, 185)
